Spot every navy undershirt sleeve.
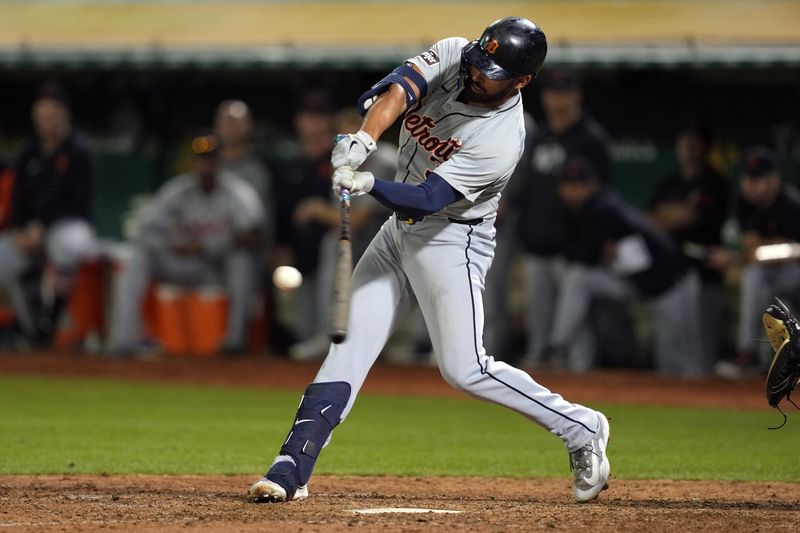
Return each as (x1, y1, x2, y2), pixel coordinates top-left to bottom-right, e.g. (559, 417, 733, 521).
(369, 172, 463, 218)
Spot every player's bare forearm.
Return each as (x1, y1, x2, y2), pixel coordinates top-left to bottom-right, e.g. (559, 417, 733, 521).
(360, 67, 423, 142)
(360, 84, 408, 142)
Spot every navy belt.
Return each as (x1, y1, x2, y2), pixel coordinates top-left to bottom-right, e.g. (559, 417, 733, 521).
(395, 212, 483, 226)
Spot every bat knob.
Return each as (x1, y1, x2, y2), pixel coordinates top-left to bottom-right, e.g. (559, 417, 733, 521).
(330, 332, 346, 344)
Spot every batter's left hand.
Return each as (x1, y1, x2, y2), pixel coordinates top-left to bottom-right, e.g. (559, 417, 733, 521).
(332, 167, 375, 197)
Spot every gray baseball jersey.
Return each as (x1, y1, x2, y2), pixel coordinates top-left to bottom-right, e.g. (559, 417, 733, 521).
(401, 37, 526, 221)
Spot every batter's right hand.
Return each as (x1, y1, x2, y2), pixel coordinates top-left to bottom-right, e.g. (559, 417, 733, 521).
(332, 167, 375, 197)
(331, 130, 376, 170)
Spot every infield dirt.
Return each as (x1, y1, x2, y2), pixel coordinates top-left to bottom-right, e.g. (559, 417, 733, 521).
(1, 353, 798, 532)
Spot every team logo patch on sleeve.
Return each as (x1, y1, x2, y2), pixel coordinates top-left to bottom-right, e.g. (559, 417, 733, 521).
(419, 49, 440, 66)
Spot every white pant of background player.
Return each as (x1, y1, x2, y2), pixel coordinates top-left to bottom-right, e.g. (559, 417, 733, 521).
(551, 265, 709, 377)
(0, 219, 98, 336)
(315, 214, 601, 450)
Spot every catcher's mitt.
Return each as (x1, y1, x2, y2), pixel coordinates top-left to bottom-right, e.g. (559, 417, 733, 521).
(762, 298, 800, 429)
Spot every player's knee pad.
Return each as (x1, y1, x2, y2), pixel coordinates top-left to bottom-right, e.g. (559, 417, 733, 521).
(275, 381, 351, 487)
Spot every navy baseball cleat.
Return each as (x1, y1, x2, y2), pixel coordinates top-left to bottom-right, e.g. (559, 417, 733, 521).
(569, 412, 611, 503)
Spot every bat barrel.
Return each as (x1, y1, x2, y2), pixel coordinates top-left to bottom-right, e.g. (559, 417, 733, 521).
(329, 187, 353, 344)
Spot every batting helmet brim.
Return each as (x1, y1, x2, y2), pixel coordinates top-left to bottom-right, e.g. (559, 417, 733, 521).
(462, 41, 516, 81)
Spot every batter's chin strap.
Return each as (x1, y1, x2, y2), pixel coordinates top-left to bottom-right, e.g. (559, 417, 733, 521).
(357, 64, 428, 117)
(267, 382, 351, 494)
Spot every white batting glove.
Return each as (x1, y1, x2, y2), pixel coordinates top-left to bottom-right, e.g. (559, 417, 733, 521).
(332, 166, 375, 197)
(331, 130, 376, 170)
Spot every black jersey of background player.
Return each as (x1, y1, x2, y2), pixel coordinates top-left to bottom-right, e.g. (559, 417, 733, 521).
(648, 165, 729, 282)
(274, 153, 333, 275)
(736, 183, 800, 242)
(11, 133, 95, 228)
(566, 189, 689, 298)
(516, 114, 612, 256)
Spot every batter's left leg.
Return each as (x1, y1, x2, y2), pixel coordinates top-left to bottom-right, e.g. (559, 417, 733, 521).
(250, 221, 414, 502)
(249, 381, 351, 502)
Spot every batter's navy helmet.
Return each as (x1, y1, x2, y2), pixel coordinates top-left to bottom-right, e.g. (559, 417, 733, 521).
(461, 17, 547, 82)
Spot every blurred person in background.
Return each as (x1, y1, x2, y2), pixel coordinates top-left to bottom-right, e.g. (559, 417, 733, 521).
(106, 133, 264, 356)
(0, 82, 99, 346)
(551, 156, 709, 377)
(215, 99, 274, 352)
(272, 91, 338, 348)
(513, 68, 621, 367)
(649, 121, 730, 363)
(288, 107, 395, 361)
(215, 99, 274, 239)
(714, 146, 800, 379)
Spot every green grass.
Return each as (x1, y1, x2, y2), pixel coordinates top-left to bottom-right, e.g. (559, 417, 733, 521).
(0, 375, 798, 481)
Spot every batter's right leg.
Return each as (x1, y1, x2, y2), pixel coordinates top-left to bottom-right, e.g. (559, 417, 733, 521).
(404, 221, 610, 502)
(250, 221, 414, 502)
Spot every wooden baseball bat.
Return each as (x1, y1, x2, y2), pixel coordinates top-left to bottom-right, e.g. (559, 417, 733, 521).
(329, 187, 352, 344)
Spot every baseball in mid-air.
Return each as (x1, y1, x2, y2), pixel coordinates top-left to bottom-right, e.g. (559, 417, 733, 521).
(273, 265, 303, 291)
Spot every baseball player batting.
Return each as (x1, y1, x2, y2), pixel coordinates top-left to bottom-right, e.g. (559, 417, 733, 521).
(250, 16, 611, 504)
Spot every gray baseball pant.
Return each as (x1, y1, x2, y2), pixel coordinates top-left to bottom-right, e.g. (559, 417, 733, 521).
(314, 215, 600, 452)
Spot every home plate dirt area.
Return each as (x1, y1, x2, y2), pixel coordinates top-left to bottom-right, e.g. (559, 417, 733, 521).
(1, 353, 799, 531)
(2, 475, 799, 532)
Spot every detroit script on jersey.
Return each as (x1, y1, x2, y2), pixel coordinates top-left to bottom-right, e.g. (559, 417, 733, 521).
(397, 37, 525, 220)
(403, 101, 463, 165)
